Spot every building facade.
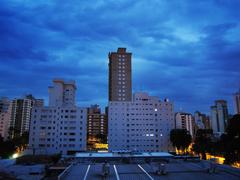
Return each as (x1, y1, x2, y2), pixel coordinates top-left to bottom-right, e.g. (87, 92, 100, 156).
(0, 97, 11, 140)
(29, 79, 87, 155)
(194, 111, 210, 129)
(175, 112, 194, 136)
(87, 105, 108, 150)
(233, 90, 240, 114)
(210, 100, 228, 134)
(108, 92, 174, 152)
(108, 48, 132, 102)
(9, 95, 43, 138)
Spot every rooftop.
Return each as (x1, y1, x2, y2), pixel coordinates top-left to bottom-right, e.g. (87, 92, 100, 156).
(60, 159, 240, 180)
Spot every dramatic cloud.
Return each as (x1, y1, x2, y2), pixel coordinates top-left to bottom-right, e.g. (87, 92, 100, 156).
(0, 0, 239, 114)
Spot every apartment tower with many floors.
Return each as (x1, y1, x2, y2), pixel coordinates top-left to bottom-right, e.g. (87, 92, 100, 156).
(108, 48, 174, 152)
(108, 48, 132, 102)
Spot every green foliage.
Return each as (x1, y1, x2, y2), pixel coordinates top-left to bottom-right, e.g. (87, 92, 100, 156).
(51, 154, 61, 164)
(192, 129, 213, 159)
(95, 134, 107, 143)
(193, 115, 240, 164)
(11, 132, 29, 147)
(0, 132, 29, 159)
(16, 154, 62, 164)
(226, 114, 240, 137)
(221, 114, 240, 164)
(170, 129, 192, 152)
(0, 139, 16, 158)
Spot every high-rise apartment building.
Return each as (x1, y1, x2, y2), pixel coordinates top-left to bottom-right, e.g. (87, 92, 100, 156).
(87, 105, 107, 150)
(29, 79, 87, 155)
(210, 100, 228, 135)
(0, 97, 11, 140)
(108, 48, 132, 101)
(233, 90, 240, 114)
(9, 95, 44, 138)
(108, 92, 174, 152)
(175, 112, 194, 136)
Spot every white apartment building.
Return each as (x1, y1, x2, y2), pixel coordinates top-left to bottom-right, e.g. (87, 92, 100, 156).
(29, 79, 87, 155)
(0, 97, 11, 140)
(175, 112, 194, 136)
(108, 92, 174, 152)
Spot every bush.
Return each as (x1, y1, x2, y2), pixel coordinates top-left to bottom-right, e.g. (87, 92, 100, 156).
(16, 154, 61, 165)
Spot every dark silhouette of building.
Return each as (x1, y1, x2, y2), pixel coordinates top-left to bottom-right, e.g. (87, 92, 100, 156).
(108, 48, 132, 101)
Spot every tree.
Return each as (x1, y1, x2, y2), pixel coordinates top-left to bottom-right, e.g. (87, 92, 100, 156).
(221, 114, 240, 164)
(170, 129, 192, 153)
(0, 140, 16, 158)
(95, 134, 107, 144)
(192, 129, 213, 160)
(0, 135, 3, 143)
(0, 131, 29, 158)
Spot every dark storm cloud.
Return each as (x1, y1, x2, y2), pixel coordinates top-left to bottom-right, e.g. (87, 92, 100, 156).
(0, 0, 239, 114)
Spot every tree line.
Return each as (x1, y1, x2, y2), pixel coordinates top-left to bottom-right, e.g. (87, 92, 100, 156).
(170, 114, 240, 165)
(0, 132, 29, 158)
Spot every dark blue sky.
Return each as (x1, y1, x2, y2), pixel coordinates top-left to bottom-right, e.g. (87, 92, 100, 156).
(0, 0, 240, 114)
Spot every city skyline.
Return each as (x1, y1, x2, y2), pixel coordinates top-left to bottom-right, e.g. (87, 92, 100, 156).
(0, 0, 240, 114)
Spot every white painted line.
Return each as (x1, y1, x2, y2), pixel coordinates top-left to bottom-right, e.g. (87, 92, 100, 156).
(113, 165, 120, 180)
(138, 164, 154, 180)
(83, 165, 91, 180)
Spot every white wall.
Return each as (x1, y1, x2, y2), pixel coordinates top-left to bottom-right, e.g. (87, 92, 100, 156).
(29, 107, 87, 155)
(108, 92, 174, 152)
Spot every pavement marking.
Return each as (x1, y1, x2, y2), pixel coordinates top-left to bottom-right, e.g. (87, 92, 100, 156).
(83, 165, 91, 180)
(113, 165, 120, 180)
(138, 164, 154, 180)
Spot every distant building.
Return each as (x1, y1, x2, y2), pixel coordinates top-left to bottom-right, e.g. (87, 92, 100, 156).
(87, 105, 108, 150)
(9, 95, 43, 138)
(210, 100, 228, 135)
(0, 97, 12, 140)
(108, 92, 174, 152)
(108, 48, 132, 102)
(194, 111, 210, 129)
(29, 79, 87, 155)
(175, 112, 194, 136)
(48, 79, 76, 107)
(233, 90, 240, 114)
